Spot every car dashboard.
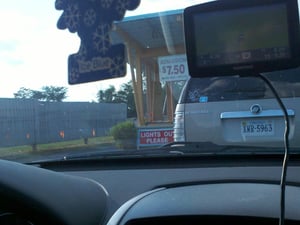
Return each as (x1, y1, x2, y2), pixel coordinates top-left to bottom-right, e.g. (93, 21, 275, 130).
(0, 154, 300, 225)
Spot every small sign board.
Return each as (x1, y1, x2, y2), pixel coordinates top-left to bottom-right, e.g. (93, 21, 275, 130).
(158, 54, 190, 82)
(68, 44, 126, 84)
(138, 127, 174, 147)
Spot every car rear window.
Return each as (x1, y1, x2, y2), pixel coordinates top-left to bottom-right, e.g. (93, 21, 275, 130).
(182, 67, 300, 103)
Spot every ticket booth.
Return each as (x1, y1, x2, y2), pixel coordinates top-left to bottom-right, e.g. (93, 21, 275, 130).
(112, 9, 190, 127)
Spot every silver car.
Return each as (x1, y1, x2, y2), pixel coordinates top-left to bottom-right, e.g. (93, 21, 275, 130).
(174, 67, 300, 148)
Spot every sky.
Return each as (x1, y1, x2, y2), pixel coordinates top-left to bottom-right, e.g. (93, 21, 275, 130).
(0, 0, 202, 102)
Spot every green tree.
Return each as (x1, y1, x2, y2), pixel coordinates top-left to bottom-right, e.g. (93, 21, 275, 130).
(115, 82, 136, 118)
(41, 86, 68, 102)
(14, 87, 44, 100)
(14, 86, 68, 102)
(31, 90, 46, 100)
(97, 85, 116, 103)
(97, 81, 136, 118)
(14, 87, 33, 99)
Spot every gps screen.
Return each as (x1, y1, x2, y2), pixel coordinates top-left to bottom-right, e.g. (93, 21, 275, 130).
(193, 3, 290, 67)
(184, 0, 300, 77)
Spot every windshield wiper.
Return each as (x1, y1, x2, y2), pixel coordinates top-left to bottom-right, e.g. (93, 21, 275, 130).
(54, 142, 263, 161)
(161, 141, 292, 155)
(27, 142, 296, 165)
(27, 147, 185, 164)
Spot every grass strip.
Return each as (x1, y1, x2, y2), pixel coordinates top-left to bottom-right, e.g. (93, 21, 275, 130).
(0, 136, 115, 157)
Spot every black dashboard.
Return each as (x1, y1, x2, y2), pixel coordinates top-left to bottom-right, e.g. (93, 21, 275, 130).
(0, 159, 108, 225)
(121, 216, 300, 225)
(107, 182, 300, 225)
(1, 154, 300, 225)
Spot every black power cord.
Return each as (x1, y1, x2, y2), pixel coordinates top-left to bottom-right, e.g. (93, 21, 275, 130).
(256, 74, 290, 225)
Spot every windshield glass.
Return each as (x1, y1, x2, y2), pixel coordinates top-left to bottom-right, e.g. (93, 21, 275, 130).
(1, 0, 299, 163)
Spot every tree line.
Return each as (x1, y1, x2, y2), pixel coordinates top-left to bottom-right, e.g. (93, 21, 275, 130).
(14, 86, 68, 102)
(14, 81, 136, 118)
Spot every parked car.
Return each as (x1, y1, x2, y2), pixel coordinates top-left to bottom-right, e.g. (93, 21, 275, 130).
(174, 67, 300, 148)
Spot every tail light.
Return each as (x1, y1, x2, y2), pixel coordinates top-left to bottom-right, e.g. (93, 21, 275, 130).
(174, 111, 185, 142)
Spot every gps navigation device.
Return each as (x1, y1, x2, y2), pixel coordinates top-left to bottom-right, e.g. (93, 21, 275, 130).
(184, 0, 300, 77)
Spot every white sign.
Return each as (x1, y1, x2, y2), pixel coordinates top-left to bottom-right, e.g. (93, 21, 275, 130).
(158, 54, 190, 82)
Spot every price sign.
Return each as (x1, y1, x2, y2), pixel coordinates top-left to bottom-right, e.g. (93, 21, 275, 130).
(158, 54, 190, 82)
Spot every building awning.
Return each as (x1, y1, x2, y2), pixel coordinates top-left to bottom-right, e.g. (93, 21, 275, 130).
(112, 9, 185, 53)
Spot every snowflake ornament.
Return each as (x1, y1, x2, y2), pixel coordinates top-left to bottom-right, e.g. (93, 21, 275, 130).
(69, 66, 80, 84)
(110, 55, 126, 77)
(63, 4, 81, 33)
(93, 24, 112, 55)
(55, 0, 141, 84)
(101, 0, 113, 8)
(84, 9, 97, 27)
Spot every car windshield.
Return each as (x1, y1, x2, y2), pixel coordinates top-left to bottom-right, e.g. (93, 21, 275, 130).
(0, 0, 299, 163)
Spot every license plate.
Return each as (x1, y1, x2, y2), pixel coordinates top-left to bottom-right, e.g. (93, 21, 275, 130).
(241, 120, 274, 136)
